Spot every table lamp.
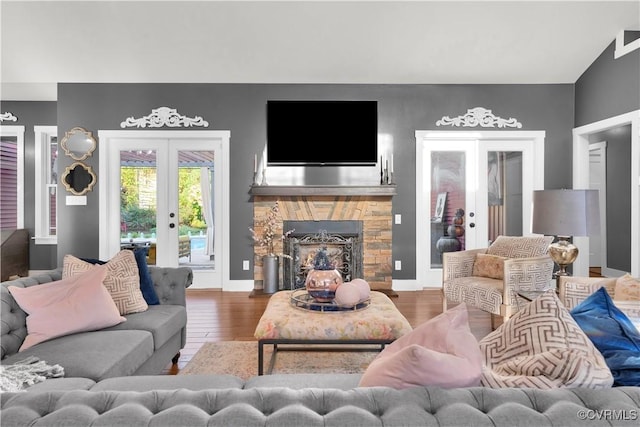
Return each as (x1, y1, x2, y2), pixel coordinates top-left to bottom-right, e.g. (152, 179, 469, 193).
(531, 189, 600, 277)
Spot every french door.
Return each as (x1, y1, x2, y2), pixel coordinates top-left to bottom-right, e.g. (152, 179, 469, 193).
(99, 130, 230, 288)
(415, 131, 545, 286)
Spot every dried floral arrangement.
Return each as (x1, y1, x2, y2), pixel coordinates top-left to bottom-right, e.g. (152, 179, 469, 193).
(249, 201, 295, 257)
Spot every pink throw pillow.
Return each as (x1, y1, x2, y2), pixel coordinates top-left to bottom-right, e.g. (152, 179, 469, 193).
(358, 303, 482, 389)
(8, 266, 126, 351)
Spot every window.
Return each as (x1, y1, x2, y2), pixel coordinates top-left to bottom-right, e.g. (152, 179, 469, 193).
(34, 126, 58, 244)
(0, 126, 24, 229)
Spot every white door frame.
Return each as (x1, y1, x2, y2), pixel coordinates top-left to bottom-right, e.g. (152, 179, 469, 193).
(572, 110, 640, 277)
(98, 130, 230, 289)
(588, 142, 607, 270)
(415, 130, 545, 289)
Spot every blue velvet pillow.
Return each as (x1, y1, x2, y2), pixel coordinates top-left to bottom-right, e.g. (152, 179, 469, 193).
(132, 248, 160, 305)
(570, 287, 640, 386)
(81, 249, 159, 305)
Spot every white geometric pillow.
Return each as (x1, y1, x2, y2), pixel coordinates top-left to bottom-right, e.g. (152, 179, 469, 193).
(486, 235, 553, 258)
(63, 251, 148, 315)
(560, 279, 614, 310)
(479, 291, 613, 389)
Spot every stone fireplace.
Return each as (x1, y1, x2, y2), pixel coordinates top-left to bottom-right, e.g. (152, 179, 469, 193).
(250, 185, 396, 292)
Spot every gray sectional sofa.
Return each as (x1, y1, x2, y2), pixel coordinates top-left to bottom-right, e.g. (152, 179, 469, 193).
(1, 266, 193, 381)
(2, 269, 639, 426)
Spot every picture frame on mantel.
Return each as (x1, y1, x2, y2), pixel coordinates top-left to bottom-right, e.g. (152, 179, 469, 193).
(433, 192, 447, 223)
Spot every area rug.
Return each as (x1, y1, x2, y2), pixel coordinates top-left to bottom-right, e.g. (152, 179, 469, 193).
(178, 341, 378, 380)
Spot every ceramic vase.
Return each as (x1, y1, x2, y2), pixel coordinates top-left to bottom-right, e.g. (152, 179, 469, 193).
(262, 255, 279, 294)
(305, 268, 343, 302)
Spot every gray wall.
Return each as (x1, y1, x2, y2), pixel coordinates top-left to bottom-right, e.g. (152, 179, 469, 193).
(0, 101, 57, 270)
(54, 83, 574, 280)
(575, 37, 640, 126)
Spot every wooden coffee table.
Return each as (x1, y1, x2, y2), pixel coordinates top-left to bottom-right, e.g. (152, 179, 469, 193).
(253, 290, 412, 375)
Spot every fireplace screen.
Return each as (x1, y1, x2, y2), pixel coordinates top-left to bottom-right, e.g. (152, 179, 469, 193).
(283, 229, 362, 290)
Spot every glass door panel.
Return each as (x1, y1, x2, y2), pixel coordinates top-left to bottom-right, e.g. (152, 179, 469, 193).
(120, 149, 158, 264)
(174, 149, 215, 271)
(486, 151, 524, 242)
(430, 151, 467, 269)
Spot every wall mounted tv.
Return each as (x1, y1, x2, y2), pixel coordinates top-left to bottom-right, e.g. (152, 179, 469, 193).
(267, 100, 378, 166)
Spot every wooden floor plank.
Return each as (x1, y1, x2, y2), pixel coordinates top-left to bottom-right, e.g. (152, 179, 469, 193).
(162, 289, 496, 375)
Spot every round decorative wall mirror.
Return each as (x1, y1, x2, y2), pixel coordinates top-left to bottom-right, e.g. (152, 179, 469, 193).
(60, 127, 97, 161)
(62, 162, 97, 196)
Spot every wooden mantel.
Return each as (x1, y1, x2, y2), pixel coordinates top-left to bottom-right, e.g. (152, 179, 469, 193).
(249, 184, 396, 197)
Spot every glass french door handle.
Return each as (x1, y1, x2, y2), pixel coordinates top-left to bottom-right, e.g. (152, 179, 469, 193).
(169, 223, 175, 228)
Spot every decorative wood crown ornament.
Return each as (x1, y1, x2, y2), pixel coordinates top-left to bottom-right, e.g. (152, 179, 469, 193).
(120, 107, 209, 128)
(0, 112, 18, 122)
(436, 107, 522, 128)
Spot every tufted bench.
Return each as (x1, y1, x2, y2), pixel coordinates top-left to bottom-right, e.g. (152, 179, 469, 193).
(254, 291, 413, 375)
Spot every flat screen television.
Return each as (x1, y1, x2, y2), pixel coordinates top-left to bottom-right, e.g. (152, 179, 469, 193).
(267, 100, 378, 166)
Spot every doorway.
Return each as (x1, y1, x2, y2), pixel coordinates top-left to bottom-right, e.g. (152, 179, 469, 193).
(98, 130, 230, 289)
(415, 130, 545, 286)
(573, 110, 639, 278)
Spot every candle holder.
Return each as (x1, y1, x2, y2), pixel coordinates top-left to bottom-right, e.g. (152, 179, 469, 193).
(253, 171, 259, 186)
(260, 168, 268, 186)
(388, 172, 394, 185)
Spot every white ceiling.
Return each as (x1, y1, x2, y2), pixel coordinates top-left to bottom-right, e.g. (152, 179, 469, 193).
(1, 1, 638, 101)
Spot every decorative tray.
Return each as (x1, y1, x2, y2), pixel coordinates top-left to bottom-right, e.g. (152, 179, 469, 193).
(289, 289, 370, 312)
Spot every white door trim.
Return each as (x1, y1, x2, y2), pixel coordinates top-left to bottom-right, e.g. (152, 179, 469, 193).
(415, 130, 545, 289)
(98, 130, 231, 289)
(572, 110, 640, 277)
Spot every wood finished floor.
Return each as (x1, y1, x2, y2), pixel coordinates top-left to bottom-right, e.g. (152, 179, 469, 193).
(163, 289, 498, 375)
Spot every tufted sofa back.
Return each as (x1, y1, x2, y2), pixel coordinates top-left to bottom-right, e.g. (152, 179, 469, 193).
(2, 386, 639, 426)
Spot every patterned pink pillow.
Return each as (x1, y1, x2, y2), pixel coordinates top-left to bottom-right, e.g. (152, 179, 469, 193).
(8, 266, 125, 351)
(63, 251, 148, 315)
(358, 303, 482, 389)
(472, 253, 506, 280)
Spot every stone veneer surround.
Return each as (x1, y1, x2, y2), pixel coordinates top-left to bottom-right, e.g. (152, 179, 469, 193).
(252, 195, 393, 291)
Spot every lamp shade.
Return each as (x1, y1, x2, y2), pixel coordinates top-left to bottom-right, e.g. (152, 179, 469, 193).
(531, 189, 600, 237)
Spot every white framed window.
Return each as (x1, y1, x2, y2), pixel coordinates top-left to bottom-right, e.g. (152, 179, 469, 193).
(0, 125, 25, 229)
(34, 126, 57, 244)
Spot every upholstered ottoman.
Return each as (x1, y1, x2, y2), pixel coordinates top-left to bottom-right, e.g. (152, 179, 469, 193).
(254, 291, 412, 374)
